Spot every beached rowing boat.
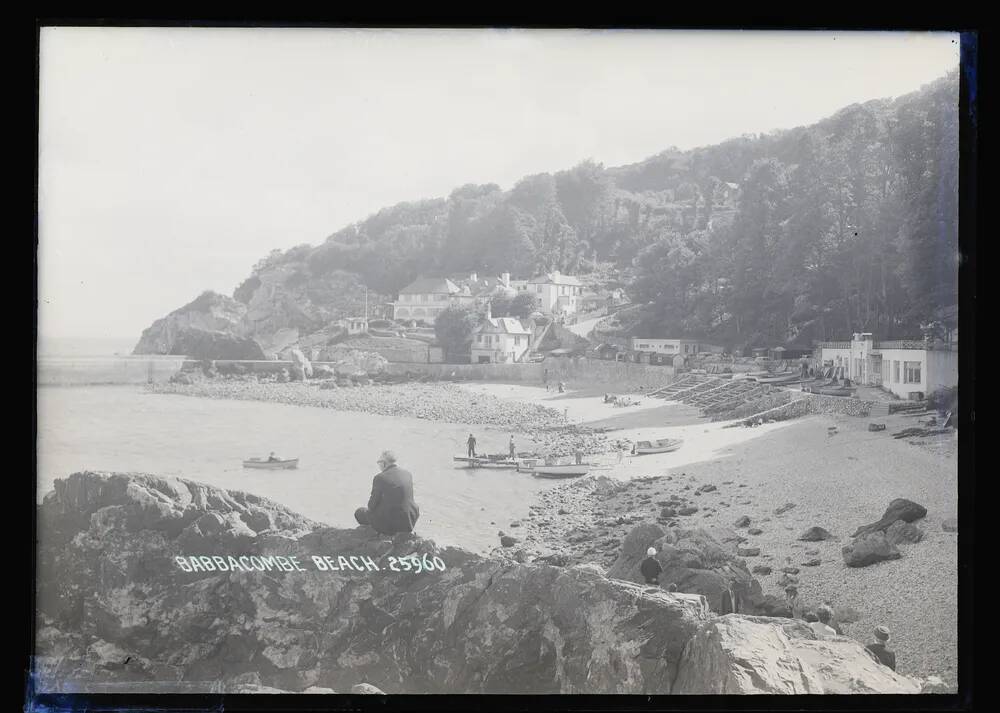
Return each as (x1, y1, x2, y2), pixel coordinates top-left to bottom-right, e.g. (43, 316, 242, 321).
(243, 458, 299, 470)
(634, 438, 683, 455)
(525, 464, 592, 478)
(755, 371, 801, 384)
(453, 456, 520, 469)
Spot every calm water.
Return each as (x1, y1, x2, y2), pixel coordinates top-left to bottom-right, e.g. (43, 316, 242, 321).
(37, 386, 557, 553)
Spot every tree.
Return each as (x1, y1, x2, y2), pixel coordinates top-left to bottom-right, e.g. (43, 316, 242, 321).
(489, 294, 513, 318)
(508, 293, 539, 319)
(434, 306, 479, 362)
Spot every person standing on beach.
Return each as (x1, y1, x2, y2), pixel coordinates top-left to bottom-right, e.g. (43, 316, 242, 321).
(467, 433, 477, 458)
(354, 450, 420, 536)
(574, 447, 584, 465)
(865, 626, 896, 671)
(640, 547, 662, 585)
(509, 435, 516, 459)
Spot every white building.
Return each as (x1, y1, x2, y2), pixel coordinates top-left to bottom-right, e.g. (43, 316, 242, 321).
(629, 338, 723, 356)
(522, 270, 583, 316)
(819, 333, 958, 400)
(471, 315, 532, 364)
(391, 277, 474, 324)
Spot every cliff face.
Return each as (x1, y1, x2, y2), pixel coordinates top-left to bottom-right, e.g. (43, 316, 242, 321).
(135, 269, 389, 360)
(132, 291, 250, 356)
(35, 472, 925, 695)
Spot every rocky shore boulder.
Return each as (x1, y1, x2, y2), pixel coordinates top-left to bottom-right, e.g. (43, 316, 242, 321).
(885, 520, 925, 545)
(673, 615, 920, 694)
(37, 471, 711, 695)
(851, 499, 927, 538)
(607, 524, 766, 615)
(798, 526, 832, 542)
(841, 532, 902, 568)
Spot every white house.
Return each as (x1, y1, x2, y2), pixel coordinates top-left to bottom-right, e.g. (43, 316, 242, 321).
(391, 277, 474, 324)
(470, 314, 532, 364)
(819, 333, 958, 400)
(524, 270, 583, 316)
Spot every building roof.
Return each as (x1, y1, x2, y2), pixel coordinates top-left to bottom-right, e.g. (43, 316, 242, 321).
(398, 277, 460, 295)
(475, 317, 532, 335)
(527, 271, 582, 287)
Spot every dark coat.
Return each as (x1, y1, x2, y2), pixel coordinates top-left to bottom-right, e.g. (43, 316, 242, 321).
(366, 464, 420, 535)
(865, 642, 896, 671)
(639, 556, 663, 584)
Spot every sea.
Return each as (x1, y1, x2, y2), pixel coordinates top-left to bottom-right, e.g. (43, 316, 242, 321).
(36, 338, 557, 554)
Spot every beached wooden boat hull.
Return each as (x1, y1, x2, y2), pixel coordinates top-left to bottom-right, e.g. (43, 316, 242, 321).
(528, 465, 591, 478)
(814, 387, 856, 397)
(453, 456, 520, 469)
(755, 372, 801, 384)
(243, 458, 298, 470)
(634, 439, 683, 455)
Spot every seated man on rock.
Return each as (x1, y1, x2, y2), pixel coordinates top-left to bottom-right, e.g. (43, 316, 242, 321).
(865, 625, 896, 671)
(354, 450, 420, 536)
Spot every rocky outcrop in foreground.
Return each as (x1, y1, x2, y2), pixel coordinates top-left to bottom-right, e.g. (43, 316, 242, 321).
(36, 472, 924, 694)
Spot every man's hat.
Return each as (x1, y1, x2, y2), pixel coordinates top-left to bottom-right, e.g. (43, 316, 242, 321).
(875, 625, 890, 640)
(646, 547, 657, 557)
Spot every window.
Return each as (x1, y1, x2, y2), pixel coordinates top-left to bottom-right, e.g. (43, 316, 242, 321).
(514, 336, 521, 346)
(536, 286, 542, 293)
(904, 361, 921, 384)
(893, 361, 900, 383)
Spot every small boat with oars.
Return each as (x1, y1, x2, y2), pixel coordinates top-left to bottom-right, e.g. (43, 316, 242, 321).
(634, 438, 684, 455)
(243, 457, 299, 470)
(522, 463, 592, 479)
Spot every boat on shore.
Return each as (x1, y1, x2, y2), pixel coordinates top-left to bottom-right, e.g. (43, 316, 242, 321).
(243, 457, 299, 470)
(453, 456, 520, 469)
(634, 438, 683, 455)
(524, 463, 592, 478)
(755, 371, 801, 384)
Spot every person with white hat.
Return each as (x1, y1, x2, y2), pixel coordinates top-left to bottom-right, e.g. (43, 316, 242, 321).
(640, 546, 663, 585)
(865, 626, 896, 671)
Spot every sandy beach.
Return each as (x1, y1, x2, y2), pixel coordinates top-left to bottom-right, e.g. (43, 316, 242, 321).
(486, 384, 959, 688)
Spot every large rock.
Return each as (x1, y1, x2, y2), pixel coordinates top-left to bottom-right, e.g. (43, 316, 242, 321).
(607, 525, 765, 615)
(885, 519, 925, 545)
(673, 615, 920, 694)
(36, 472, 709, 694)
(150, 326, 266, 361)
(132, 291, 248, 355)
(841, 532, 902, 567)
(798, 526, 832, 542)
(851, 499, 927, 538)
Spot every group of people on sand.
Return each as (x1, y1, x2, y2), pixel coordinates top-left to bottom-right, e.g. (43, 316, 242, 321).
(639, 546, 897, 672)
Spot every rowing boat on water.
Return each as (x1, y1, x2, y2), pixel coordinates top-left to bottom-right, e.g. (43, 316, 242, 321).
(634, 438, 683, 455)
(243, 458, 299, 470)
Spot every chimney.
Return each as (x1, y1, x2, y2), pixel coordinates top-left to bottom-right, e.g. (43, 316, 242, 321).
(486, 302, 492, 320)
(470, 272, 478, 283)
(501, 272, 510, 287)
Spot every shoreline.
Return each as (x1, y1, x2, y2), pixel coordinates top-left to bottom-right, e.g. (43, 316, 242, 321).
(141, 377, 957, 687)
(506, 411, 957, 689)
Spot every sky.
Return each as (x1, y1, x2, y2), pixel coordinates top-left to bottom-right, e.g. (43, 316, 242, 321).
(37, 28, 961, 341)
